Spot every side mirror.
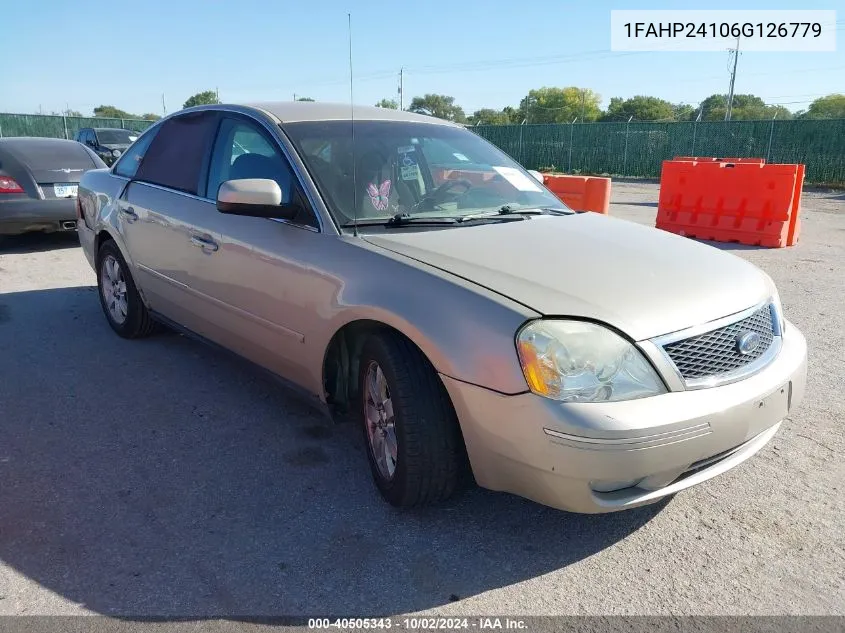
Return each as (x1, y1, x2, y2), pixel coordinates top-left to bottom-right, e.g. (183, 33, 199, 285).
(527, 169, 545, 183)
(216, 178, 298, 220)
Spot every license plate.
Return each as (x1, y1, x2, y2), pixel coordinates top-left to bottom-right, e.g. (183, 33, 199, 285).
(54, 184, 78, 198)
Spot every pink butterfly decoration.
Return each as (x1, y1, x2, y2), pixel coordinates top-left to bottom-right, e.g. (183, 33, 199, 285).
(367, 180, 391, 211)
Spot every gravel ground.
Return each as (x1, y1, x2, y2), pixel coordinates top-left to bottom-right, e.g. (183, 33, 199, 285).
(0, 182, 842, 619)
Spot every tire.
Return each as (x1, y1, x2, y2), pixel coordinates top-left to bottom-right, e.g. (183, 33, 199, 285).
(96, 239, 155, 339)
(358, 330, 465, 507)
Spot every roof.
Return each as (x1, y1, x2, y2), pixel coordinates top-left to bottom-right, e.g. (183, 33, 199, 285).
(240, 101, 463, 127)
(0, 137, 85, 147)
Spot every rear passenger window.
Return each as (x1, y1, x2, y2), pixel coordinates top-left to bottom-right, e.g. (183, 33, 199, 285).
(134, 111, 219, 194)
(114, 125, 160, 179)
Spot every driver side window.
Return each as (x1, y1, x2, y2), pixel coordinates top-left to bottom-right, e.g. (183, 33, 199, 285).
(207, 118, 294, 202)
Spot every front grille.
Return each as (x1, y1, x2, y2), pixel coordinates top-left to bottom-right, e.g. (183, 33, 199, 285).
(663, 304, 775, 381)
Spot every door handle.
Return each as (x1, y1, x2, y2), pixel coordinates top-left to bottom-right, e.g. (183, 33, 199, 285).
(190, 235, 219, 252)
(120, 206, 138, 223)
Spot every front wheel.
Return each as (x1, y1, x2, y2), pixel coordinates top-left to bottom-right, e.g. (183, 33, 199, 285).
(358, 331, 465, 507)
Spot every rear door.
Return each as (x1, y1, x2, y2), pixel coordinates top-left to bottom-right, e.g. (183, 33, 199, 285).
(116, 110, 221, 330)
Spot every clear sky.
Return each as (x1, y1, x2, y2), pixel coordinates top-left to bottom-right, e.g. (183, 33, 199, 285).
(1, 0, 842, 117)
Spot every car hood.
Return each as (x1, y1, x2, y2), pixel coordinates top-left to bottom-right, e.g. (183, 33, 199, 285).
(361, 213, 773, 341)
(100, 143, 131, 151)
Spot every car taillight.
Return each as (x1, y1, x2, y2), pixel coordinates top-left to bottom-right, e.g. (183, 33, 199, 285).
(0, 176, 24, 193)
(76, 196, 84, 220)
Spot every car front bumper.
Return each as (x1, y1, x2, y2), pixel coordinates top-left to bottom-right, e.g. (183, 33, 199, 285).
(0, 198, 77, 235)
(442, 321, 807, 514)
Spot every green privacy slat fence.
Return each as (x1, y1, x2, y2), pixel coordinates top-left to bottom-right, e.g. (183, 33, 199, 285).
(0, 113, 155, 141)
(474, 119, 845, 186)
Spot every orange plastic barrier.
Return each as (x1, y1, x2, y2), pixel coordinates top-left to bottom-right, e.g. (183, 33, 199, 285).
(656, 160, 804, 248)
(674, 156, 766, 164)
(542, 174, 611, 214)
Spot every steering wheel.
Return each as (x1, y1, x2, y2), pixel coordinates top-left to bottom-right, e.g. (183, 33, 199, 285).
(414, 178, 473, 210)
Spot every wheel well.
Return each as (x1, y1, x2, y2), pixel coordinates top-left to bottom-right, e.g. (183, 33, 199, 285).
(95, 230, 114, 254)
(322, 320, 433, 417)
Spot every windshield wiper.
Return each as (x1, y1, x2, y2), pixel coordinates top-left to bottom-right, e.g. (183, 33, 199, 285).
(456, 205, 573, 223)
(340, 212, 458, 228)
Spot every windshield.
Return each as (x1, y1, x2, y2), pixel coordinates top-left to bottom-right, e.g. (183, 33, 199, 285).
(95, 129, 138, 145)
(283, 120, 567, 226)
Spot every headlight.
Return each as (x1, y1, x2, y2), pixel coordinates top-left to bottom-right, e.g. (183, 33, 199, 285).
(516, 320, 666, 403)
(112, 149, 122, 158)
(770, 290, 786, 335)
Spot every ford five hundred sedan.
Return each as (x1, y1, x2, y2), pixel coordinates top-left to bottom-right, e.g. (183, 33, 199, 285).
(76, 102, 807, 514)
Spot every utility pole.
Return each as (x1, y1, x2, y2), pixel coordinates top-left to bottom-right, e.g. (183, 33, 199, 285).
(398, 67, 404, 110)
(216, 86, 219, 103)
(293, 92, 297, 101)
(162, 93, 167, 116)
(725, 35, 740, 121)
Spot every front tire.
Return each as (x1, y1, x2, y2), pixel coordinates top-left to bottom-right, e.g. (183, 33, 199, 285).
(96, 240, 155, 339)
(358, 331, 465, 508)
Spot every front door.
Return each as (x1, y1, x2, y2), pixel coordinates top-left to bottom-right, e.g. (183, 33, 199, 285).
(176, 115, 327, 387)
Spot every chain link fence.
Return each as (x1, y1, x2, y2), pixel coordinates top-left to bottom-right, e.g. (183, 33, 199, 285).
(3, 112, 842, 186)
(0, 113, 155, 141)
(475, 118, 845, 186)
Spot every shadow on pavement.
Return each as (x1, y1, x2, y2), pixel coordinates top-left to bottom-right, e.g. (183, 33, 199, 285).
(0, 287, 666, 617)
(0, 232, 80, 254)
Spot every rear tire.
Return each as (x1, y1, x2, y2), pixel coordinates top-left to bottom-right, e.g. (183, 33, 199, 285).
(358, 330, 465, 507)
(96, 239, 155, 339)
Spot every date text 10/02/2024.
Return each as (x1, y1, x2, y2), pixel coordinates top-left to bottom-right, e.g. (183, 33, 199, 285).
(307, 617, 528, 630)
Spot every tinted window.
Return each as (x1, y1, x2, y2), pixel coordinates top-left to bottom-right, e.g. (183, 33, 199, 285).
(207, 118, 294, 203)
(114, 125, 160, 178)
(96, 129, 140, 145)
(135, 111, 219, 195)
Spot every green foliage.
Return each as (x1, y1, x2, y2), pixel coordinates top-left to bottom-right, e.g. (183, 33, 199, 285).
(375, 98, 398, 109)
(699, 94, 792, 121)
(600, 95, 676, 122)
(673, 103, 695, 121)
(519, 87, 602, 123)
(182, 91, 220, 109)
(93, 105, 135, 119)
(800, 94, 845, 119)
(408, 94, 466, 123)
(296, 97, 315, 102)
(140, 113, 161, 121)
(467, 108, 512, 125)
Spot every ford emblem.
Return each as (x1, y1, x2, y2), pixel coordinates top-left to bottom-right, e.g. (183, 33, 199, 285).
(736, 331, 761, 355)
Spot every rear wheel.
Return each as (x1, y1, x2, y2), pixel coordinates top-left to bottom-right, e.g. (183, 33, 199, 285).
(96, 240, 155, 339)
(358, 331, 465, 507)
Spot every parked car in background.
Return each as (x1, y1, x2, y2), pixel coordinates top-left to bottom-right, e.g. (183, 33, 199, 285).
(75, 127, 141, 166)
(0, 137, 106, 236)
(76, 102, 807, 514)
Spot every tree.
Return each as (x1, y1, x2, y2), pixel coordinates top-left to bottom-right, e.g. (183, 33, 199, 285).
(65, 109, 84, 118)
(182, 90, 219, 109)
(296, 97, 315, 102)
(673, 102, 695, 121)
(518, 87, 601, 123)
(698, 94, 793, 121)
(600, 95, 675, 122)
(375, 98, 398, 109)
(467, 108, 512, 125)
(93, 105, 135, 119)
(408, 94, 466, 123)
(800, 94, 845, 119)
(140, 113, 161, 121)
